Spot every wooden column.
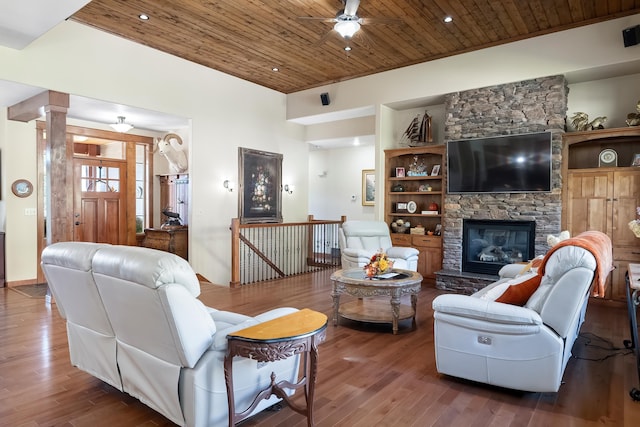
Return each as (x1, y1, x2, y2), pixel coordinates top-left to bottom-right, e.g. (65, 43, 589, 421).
(45, 104, 72, 243)
(8, 90, 71, 244)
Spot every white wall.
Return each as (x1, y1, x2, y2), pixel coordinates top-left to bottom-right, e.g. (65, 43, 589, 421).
(0, 21, 307, 286)
(2, 117, 38, 281)
(567, 73, 640, 130)
(308, 145, 375, 221)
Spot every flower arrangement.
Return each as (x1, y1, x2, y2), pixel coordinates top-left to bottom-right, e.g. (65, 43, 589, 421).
(364, 250, 394, 278)
(630, 207, 640, 238)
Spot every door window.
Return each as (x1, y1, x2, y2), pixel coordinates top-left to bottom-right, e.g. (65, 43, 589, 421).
(80, 165, 120, 192)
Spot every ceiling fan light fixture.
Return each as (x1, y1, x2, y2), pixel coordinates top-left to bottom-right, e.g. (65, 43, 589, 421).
(110, 116, 133, 133)
(334, 20, 360, 38)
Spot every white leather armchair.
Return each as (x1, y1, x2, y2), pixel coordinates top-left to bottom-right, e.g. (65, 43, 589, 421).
(432, 243, 607, 393)
(42, 242, 301, 427)
(338, 220, 419, 271)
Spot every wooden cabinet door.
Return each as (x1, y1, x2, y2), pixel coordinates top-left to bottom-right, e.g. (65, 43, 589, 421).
(566, 170, 612, 236)
(612, 170, 640, 247)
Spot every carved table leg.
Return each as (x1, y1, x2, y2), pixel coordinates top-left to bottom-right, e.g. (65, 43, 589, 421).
(411, 293, 418, 329)
(390, 294, 401, 334)
(331, 283, 340, 327)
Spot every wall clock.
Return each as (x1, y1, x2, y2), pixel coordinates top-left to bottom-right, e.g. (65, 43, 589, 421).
(12, 179, 33, 198)
(599, 149, 618, 167)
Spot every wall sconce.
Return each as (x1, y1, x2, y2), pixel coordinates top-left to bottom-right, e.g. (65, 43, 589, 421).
(223, 180, 235, 192)
(283, 184, 294, 194)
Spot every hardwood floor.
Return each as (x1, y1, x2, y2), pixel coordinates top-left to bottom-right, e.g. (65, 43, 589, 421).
(1, 268, 640, 426)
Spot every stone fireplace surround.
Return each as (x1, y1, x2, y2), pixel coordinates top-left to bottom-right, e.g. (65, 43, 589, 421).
(435, 75, 567, 294)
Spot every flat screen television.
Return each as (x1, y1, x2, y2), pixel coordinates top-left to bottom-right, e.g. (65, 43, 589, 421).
(447, 131, 552, 193)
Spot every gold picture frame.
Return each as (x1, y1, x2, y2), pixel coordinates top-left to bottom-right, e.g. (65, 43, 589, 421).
(362, 169, 375, 206)
(238, 147, 283, 223)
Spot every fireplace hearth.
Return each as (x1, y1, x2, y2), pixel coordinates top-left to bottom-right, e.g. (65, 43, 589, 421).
(462, 219, 535, 276)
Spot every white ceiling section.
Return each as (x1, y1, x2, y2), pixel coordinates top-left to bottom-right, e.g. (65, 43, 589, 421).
(0, 0, 189, 133)
(0, 0, 90, 49)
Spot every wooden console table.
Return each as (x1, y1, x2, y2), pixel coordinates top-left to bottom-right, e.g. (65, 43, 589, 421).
(141, 227, 188, 259)
(224, 308, 327, 426)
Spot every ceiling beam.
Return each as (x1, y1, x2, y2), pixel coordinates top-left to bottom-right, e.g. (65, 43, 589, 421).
(7, 90, 69, 122)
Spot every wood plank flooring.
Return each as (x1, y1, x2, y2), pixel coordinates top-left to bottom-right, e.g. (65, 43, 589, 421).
(1, 268, 640, 426)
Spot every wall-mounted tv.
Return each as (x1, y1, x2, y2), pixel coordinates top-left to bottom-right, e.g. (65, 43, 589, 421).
(447, 131, 552, 194)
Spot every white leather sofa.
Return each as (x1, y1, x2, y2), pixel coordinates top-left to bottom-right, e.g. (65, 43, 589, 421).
(41, 242, 300, 426)
(432, 243, 604, 392)
(338, 220, 419, 271)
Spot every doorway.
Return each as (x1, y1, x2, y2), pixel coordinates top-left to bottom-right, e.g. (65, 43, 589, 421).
(36, 122, 154, 283)
(73, 158, 127, 244)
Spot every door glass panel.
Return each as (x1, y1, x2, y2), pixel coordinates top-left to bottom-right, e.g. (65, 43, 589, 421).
(80, 164, 120, 192)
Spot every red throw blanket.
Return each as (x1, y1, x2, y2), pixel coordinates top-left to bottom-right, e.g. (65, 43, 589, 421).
(537, 231, 614, 297)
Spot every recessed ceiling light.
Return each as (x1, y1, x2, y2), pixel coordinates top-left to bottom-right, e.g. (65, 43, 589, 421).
(443, 16, 453, 23)
(344, 46, 352, 51)
(272, 67, 279, 72)
(139, 14, 150, 21)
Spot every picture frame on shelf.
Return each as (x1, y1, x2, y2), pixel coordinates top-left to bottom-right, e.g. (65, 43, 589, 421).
(395, 202, 408, 213)
(362, 169, 375, 206)
(431, 164, 441, 176)
(238, 147, 282, 224)
(632, 154, 640, 166)
(396, 167, 405, 177)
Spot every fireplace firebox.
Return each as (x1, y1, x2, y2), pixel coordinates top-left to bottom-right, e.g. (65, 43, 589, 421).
(462, 219, 535, 276)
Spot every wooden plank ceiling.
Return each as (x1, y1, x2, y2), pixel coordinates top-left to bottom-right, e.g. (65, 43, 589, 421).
(71, 0, 640, 94)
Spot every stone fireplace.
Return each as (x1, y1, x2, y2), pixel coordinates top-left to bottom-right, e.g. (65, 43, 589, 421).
(462, 219, 535, 276)
(435, 75, 567, 294)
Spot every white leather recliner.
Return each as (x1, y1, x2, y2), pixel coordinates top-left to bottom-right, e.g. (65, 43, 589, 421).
(338, 220, 419, 271)
(41, 242, 301, 427)
(432, 242, 607, 393)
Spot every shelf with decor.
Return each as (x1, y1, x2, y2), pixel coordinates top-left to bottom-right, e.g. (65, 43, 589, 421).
(385, 145, 445, 282)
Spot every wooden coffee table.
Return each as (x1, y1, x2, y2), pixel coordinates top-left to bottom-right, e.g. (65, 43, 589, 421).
(330, 268, 422, 334)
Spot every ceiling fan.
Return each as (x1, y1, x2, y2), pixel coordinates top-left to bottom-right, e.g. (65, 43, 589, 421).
(298, 0, 400, 50)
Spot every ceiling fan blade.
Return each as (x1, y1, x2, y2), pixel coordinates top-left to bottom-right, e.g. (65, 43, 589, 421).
(343, 0, 360, 17)
(351, 29, 373, 50)
(314, 29, 336, 46)
(297, 16, 337, 23)
(360, 17, 403, 25)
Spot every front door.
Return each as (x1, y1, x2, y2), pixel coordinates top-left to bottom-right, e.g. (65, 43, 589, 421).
(74, 159, 127, 244)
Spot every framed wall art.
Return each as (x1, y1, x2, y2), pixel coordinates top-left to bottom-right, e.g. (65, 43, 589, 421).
(238, 147, 283, 223)
(362, 169, 375, 206)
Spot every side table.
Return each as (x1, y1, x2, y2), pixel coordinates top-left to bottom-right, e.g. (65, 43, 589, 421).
(626, 264, 640, 401)
(224, 308, 328, 426)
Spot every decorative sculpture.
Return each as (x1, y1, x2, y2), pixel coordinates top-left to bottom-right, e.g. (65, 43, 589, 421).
(626, 100, 640, 127)
(570, 112, 607, 131)
(155, 133, 188, 173)
(401, 111, 432, 146)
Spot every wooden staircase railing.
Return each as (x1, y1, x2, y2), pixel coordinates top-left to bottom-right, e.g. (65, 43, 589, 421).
(230, 215, 345, 287)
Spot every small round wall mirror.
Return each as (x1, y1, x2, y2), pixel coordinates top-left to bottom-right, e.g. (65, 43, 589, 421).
(12, 179, 33, 198)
